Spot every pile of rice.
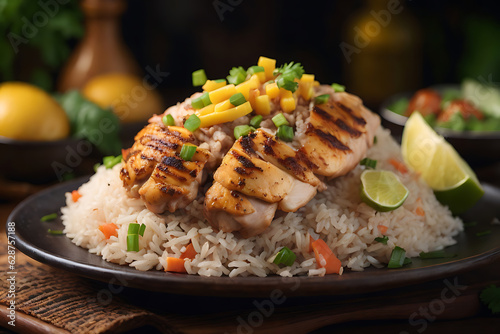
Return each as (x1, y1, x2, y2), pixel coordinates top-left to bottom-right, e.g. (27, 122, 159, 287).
(61, 127, 463, 277)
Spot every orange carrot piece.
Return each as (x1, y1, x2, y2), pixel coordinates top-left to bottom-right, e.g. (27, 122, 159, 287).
(311, 239, 342, 274)
(416, 207, 425, 216)
(98, 223, 118, 239)
(180, 243, 197, 260)
(308, 235, 315, 253)
(388, 158, 408, 174)
(165, 257, 187, 273)
(71, 190, 82, 202)
(377, 225, 388, 235)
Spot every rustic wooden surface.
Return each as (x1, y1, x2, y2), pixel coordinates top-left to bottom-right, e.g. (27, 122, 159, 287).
(0, 163, 499, 333)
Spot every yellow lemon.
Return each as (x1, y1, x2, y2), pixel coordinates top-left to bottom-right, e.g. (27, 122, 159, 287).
(0, 82, 70, 141)
(82, 73, 163, 123)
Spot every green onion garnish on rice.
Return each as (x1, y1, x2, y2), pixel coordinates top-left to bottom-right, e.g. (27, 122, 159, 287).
(41, 213, 58, 222)
(127, 234, 139, 252)
(476, 230, 492, 237)
(250, 115, 263, 129)
(331, 83, 345, 92)
(419, 250, 457, 259)
(234, 125, 255, 140)
(360, 158, 377, 169)
(201, 92, 212, 107)
(48, 229, 63, 235)
(272, 113, 289, 128)
(314, 94, 330, 105)
(387, 246, 407, 268)
(374, 236, 388, 245)
(276, 125, 294, 142)
(192, 69, 207, 87)
(463, 221, 478, 228)
(103, 155, 122, 169)
(184, 114, 201, 132)
(273, 246, 296, 266)
(163, 114, 175, 127)
(190, 96, 205, 109)
(138, 223, 146, 237)
(128, 223, 140, 235)
(229, 93, 247, 107)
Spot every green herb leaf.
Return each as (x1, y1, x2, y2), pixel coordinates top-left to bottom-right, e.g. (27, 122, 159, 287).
(41, 213, 58, 222)
(360, 158, 377, 169)
(480, 285, 500, 314)
(374, 236, 388, 245)
(273, 62, 305, 79)
(388, 98, 409, 116)
(103, 155, 122, 169)
(273, 246, 296, 266)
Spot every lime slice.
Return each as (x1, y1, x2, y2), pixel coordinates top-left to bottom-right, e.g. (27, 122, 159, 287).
(360, 170, 409, 212)
(401, 112, 484, 214)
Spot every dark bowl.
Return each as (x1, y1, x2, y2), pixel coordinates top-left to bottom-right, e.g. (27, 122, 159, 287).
(380, 85, 500, 167)
(0, 136, 101, 184)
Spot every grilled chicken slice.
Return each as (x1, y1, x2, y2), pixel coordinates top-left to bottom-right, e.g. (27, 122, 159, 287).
(120, 123, 212, 213)
(204, 182, 278, 238)
(299, 92, 380, 178)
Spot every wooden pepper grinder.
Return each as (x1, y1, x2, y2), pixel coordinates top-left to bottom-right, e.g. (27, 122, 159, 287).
(58, 0, 141, 92)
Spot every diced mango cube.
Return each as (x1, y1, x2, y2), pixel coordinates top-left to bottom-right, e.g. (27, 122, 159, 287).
(279, 88, 293, 99)
(235, 75, 260, 100)
(254, 95, 271, 115)
(265, 82, 279, 99)
(199, 102, 253, 128)
(300, 74, 315, 83)
(215, 99, 233, 113)
(258, 56, 276, 81)
(313, 81, 320, 87)
(203, 80, 226, 92)
(249, 88, 260, 110)
(209, 84, 237, 104)
(280, 96, 296, 113)
(255, 71, 266, 83)
(196, 103, 215, 116)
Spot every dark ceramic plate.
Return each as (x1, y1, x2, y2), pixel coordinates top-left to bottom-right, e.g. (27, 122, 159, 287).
(380, 85, 500, 166)
(7, 177, 500, 297)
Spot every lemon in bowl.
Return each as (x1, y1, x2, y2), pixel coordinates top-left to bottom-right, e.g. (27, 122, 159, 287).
(0, 82, 70, 141)
(82, 73, 163, 123)
(401, 112, 484, 214)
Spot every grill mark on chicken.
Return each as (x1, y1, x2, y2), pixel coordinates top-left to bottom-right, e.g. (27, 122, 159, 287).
(231, 151, 263, 171)
(296, 149, 318, 170)
(306, 124, 350, 151)
(161, 156, 188, 172)
(154, 168, 187, 183)
(334, 118, 362, 137)
(234, 167, 251, 175)
(240, 136, 257, 156)
(313, 106, 362, 138)
(336, 102, 366, 125)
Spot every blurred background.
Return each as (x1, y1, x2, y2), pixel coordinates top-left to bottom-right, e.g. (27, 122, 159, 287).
(1, 0, 500, 185)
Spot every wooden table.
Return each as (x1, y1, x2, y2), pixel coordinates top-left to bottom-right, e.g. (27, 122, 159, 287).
(0, 163, 499, 333)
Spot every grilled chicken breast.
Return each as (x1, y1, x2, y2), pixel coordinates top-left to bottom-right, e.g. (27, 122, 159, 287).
(299, 92, 380, 178)
(120, 123, 212, 213)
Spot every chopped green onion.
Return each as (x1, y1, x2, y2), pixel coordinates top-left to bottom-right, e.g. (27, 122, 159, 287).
(184, 114, 201, 132)
(227, 66, 247, 85)
(93, 163, 100, 172)
(247, 65, 265, 75)
(162, 114, 175, 127)
(234, 125, 255, 140)
(48, 229, 64, 235)
(314, 94, 330, 105)
(276, 76, 298, 93)
(41, 213, 58, 222)
(214, 79, 226, 83)
(373, 136, 378, 144)
(201, 92, 212, 106)
(192, 69, 207, 86)
(272, 113, 289, 128)
(463, 221, 478, 228)
(276, 125, 294, 142)
(138, 223, 146, 237)
(419, 250, 457, 259)
(476, 230, 492, 237)
(403, 257, 412, 265)
(127, 234, 139, 252)
(374, 236, 388, 244)
(191, 96, 205, 109)
(128, 223, 140, 235)
(180, 144, 197, 161)
(103, 155, 122, 169)
(387, 246, 407, 268)
(250, 115, 263, 129)
(360, 158, 377, 169)
(331, 83, 345, 92)
(273, 246, 296, 266)
(229, 93, 247, 106)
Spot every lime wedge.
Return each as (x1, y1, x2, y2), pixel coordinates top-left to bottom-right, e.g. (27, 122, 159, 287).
(360, 170, 409, 212)
(401, 112, 484, 214)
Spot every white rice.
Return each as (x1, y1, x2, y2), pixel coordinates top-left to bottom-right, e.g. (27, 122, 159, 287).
(61, 127, 463, 277)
